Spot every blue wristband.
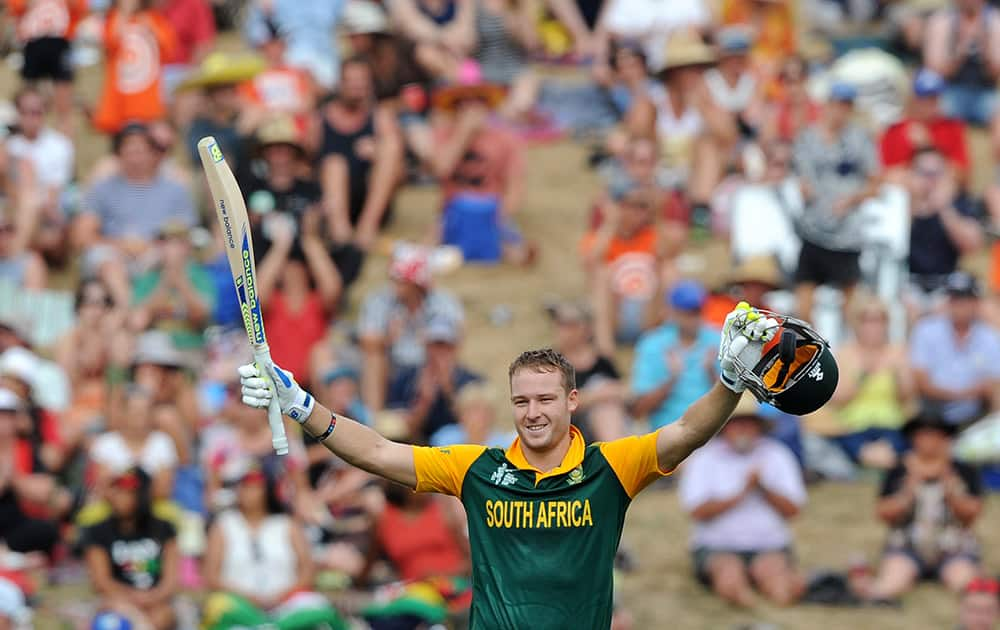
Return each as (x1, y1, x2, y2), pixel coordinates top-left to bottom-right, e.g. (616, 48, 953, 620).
(315, 414, 338, 442)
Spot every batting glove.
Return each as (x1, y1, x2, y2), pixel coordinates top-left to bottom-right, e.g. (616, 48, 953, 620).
(717, 302, 780, 394)
(238, 361, 315, 424)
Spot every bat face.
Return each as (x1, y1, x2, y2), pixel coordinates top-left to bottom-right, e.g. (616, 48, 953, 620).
(237, 231, 265, 346)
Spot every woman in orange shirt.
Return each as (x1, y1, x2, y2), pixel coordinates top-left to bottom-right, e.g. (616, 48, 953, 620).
(93, 0, 178, 134)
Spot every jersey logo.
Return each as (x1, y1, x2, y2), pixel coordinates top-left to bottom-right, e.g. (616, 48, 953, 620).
(807, 363, 824, 381)
(566, 465, 585, 486)
(490, 463, 518, 487)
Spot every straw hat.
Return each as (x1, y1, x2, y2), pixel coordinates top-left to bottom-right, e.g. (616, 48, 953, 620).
(177, 52, 264, 91)
(727, 255, 783, 290)
(728, 393, 774, 431)
(255, 114, 304, 152)
(651, 31, 717, 74)
(432, 61, 506, 111)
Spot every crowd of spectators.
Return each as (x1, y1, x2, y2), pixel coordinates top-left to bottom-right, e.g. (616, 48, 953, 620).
(0, 0, 999, 629)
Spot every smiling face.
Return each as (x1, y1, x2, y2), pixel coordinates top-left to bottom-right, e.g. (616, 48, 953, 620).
(510, 367, 578, 455)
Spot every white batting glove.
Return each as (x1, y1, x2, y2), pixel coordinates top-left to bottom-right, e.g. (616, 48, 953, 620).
(717, 302, 780, 393)
(238, 361, 315, 424)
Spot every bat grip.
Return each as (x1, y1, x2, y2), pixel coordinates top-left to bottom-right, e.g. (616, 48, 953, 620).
(253, 345, 290, 456)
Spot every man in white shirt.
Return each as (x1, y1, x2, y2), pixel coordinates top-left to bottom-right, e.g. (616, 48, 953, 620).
(680, 394, 807, 607)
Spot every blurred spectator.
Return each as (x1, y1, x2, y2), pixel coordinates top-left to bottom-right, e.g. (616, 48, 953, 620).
(762, 55, 820, 142)
(201, 462, 347, 630)
(93, 0, 178, 134)
(583, 183, 669, 352)
(129, 223, 215, 349)
(430, 381, 514, 447)
(6, 86, 74, 268)
(704, 27, 761, 135)
(81, 467, 179, 630)
(386, 0, 476, 81)
(854, 415, 984, 603)
(255, 209, 342, 387)
(0, 575, 31, 630)
(315, 360, 371, 429)
(0, 214, 46, 291)
(244, 0, 345, 91)
(596, 0, 711, 70)
(75, 123, 197, 308)
(357, 244, 463, 411)
(239, 17, 315, 129)
(630, 280, 719, 429)
(0, 388, 65, 555)
(319, 56, 404, 252)
(703, 255, 785, 328)
(548, 300, 629, 442)
(827, 296, 914, 468)
(880, 69, 970, 182)
(904, 147, 984, 319)
(957, 576, 1000, 630)
(923, 0, 1000, 127)
(792, 82, 880, 321)
(717, 0, 796, 75)
(429, 69, 533, 265)
(470, 0, 540, 119)
(7, 0, 88, 135)
(387, 314, 482, 443)
(156, 0, 216, 93)
(88, 385, 178, 501)
(909, 272, 1000, 426)
(88, 119, 191, 187)
(679, 395, 807, 607)
(0, 347, 66, 474)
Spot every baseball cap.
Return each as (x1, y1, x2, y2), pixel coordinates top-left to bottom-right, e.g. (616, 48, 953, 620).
(322, 363, 360, 385)
(715, 26, 752, 56)
(0, 388, 23, 412)
(425, 315, 460, 344)
(913, 68, 945, 98)
(667, 279, 706, 311)
(829, 81, 857, 103)
(945, 271, 981, 298)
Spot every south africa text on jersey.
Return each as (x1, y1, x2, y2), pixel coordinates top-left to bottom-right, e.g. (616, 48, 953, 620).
(484, 499, 594, 529)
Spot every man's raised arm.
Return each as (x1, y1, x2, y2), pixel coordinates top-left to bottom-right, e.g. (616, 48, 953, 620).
(238, 364, 418, 488)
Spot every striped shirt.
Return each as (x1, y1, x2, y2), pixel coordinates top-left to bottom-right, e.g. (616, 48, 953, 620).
(84, 174, 196, 240)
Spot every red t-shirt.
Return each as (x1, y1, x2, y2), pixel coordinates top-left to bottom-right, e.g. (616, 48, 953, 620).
(376, 500, 466, 581)
(880, 117, 969, 171)
(264, 291, 328, 386)
(159, 0, 215, 65)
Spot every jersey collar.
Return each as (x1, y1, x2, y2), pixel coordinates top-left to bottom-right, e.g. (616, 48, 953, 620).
(505, 425, 585, 484)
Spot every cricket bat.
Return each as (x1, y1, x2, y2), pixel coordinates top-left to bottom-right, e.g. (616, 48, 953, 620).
(197, 136, 289, 455)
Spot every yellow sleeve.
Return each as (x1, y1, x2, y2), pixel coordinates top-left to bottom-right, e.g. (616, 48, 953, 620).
(599, 432, 672, 499)
(412, 444, 488, 496)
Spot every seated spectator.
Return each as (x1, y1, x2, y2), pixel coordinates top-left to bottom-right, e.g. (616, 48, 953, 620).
(704, 27, 762, 139)
(130, 222, 215, 350)
(853, 414, 984, 604)
(243, 0, 344, 91)
(255, 209, 343, 387)
(880, 69, 970, 183)
(547, 301, 629, 442)
(5, 86, 74, 269)
(75, 123, 198, 308)
(93, 0, 178, 134)
(319, 56, 404, 252)
(0, 347, 66, 475)
(792, 82, 880, 321)
(81, 468, 179, 630)
(904, 147, 984, 319)
(87, 119, 192, 188)
(679, 395, 807, 607)
(385, 0, 476, 81)
(630, 280, 719, 429)
(427, 69, 533, 265)
(359, 482, 471, 629)
(595, 0, 711, 74)
(717, 0, 795, 76)
(387, 314, 483, 443)
(358, 245, 464, 411)
(957, 576, 1000, 630)
(238, 18, 315, 130)
(910, 272, 1000, 426)
(88, 385, 178, 502)
(923, 0, 1000, 127)
(0, 214, 45, 292)
(469, 0, 541, 120)
(0, 388, 65, 555)
(430, 381, 514, 447)
(582, 183, 669, 352)
(827, 297, 915, 468)
(201, 462, 347, 630)
(761, 55, 820, 143)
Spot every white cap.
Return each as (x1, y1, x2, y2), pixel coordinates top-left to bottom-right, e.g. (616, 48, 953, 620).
(0, 347, 38, 388)
(341, 0, 389, 34)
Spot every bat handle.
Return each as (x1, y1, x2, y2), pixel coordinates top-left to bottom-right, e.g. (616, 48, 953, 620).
(253, 345, 290, 456)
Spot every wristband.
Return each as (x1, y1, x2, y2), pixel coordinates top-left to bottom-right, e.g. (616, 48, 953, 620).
(315, 413, 338, 442)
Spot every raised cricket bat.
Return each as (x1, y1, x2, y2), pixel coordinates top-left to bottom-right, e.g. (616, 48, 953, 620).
(197, 136, 289, 455)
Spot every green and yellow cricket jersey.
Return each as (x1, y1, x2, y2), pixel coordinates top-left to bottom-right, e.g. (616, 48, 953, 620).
(413, 426, 669, 630)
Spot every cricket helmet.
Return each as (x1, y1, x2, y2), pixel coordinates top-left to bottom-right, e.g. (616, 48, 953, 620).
(731, 312, 838, 416)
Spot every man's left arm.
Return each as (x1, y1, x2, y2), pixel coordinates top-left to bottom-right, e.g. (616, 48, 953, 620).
(654, 383, 740, 473)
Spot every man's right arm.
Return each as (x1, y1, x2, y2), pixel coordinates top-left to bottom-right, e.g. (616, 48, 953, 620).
(300, 401, 418, 488)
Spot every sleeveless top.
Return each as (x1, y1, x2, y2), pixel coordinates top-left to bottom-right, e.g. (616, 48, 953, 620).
(704, 68, 756, 114)
(647, 83, 702, 167)
(474, 0, 527, 85)
(321, 107, 376, 183)
(839, 368, 907, 431)
(951, 7, 996, 88)
(217, 510, 298, 599)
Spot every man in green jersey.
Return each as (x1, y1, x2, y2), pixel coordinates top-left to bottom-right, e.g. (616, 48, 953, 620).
(238, 303, 780, 629)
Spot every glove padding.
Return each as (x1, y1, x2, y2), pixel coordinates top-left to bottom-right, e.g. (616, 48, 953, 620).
(238, 361, 315, 424)
(717, 302, 780, 393)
